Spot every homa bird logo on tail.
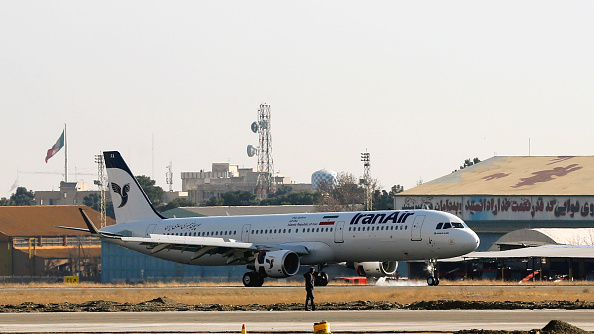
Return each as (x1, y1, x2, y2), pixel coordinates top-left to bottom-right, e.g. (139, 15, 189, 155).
(111, 182, 130, 208)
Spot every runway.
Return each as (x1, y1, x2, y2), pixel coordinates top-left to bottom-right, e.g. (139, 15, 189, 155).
(2, 309, 594, 333)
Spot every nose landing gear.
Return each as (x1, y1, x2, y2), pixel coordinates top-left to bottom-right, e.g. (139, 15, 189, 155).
(426, 259, 439, 286)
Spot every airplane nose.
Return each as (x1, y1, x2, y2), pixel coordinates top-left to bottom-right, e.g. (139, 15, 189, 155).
(466, 230, 480, 251)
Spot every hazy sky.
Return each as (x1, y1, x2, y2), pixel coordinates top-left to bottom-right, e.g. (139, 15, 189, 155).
(2, 1, 594, 197)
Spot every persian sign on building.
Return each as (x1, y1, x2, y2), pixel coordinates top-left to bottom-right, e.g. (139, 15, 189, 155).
(395, 195, 594, 221)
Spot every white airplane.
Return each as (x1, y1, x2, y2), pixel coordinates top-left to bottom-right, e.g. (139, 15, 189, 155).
(58, 151, 480, 286)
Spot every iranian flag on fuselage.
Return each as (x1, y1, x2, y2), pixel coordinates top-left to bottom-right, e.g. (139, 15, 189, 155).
(45, 130, 64, 163)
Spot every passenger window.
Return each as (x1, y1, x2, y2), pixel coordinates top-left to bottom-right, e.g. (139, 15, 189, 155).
(436, 223, 443, 230)
(330, 228, 333, 232)
(316, 228, 319, 232)
(274, 229, 277, 233)
(283, 229, 286, 233)
(288, 229, 291, 233)
(349, 227, 351, 231)
(234, 231, 237, 235)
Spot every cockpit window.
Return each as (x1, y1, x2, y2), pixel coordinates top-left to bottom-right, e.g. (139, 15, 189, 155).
(442, 222, 452, 229)
(436, 223, 443, 230)
(452, 222, 464, 228)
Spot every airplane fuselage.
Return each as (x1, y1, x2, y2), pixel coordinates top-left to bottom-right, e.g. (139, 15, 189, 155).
(102, 209, 479, 266)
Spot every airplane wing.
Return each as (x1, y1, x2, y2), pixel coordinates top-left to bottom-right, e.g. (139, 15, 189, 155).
(119, 234, 309, 265)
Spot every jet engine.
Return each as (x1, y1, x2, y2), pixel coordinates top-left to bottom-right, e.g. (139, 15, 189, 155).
(255, 250, 300, 278)
(353, 261, 398, 277)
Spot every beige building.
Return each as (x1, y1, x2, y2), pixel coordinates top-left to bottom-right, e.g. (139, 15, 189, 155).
(182, 163, 311, 204)
(35, 182, 98, 206)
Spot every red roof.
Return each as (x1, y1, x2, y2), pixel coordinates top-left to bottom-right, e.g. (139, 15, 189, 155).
(0, 206, 115, 237)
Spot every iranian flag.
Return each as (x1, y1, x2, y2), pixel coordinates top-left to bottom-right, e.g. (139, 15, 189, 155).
(45, 130, 65, 163)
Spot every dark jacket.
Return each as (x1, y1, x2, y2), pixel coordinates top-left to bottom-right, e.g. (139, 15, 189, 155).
(304, 272, 315, 290)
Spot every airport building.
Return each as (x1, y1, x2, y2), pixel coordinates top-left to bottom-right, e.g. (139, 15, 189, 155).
(0, 206, 110, 281)
(395, 156, 594, 281)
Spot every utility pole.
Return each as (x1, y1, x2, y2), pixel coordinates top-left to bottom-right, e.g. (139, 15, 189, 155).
(95, 153, 107, 228)
(361, 151, 372, 211)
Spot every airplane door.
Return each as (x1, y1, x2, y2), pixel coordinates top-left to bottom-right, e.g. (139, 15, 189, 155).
(411, 215, 425, 241)
(145, 224, 157, 237)
(334, 221, 345, 243)
(241, 224, 251, 242)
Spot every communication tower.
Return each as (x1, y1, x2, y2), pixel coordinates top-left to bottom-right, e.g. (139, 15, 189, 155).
(94, 153, 107, 228)
(361, 151, 372, 211)
(166, 162, 173, 192)
(247, 103, 276, 199)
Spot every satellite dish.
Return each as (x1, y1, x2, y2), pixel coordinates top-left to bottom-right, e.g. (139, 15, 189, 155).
(251, 122, 259, 133)
(247, 145, 257, 157)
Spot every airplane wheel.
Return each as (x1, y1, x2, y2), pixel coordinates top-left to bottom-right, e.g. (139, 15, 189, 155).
(427, 276, 439, 286)
(315, 272, 329, 286)
(254, 274, 265, 287)
(243, 272, 258, 287)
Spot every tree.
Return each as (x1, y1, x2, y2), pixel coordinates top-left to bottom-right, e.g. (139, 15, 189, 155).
(9, 187, 35, 206)
(373, 189, 394, 210)
(135, 175, 165, 208)
(203, 196, 224, 206)
(316, 172, 364, 212)
(203, 190, 258, 206)
(453, 157, 481, 173)
(390, 185, 404, 195)
(83, 193, 115, 219)
(261, 191, 320, 206)
(160, 197, 197, 212)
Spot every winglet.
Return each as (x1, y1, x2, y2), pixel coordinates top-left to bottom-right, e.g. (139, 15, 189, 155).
(79, 208, 100, 234)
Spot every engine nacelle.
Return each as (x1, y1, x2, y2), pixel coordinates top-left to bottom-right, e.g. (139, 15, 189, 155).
(255, 250, 300, 278)
(354, 261, 398, 277)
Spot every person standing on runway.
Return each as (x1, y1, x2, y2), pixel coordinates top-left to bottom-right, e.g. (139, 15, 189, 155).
(303, 267, 316, 311)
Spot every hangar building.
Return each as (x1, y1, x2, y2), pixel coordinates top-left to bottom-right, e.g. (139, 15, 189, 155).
(0, 206, 111, 281)
(395, 156, 594, 252)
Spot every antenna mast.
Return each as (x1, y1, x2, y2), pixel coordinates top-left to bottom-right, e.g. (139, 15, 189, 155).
(248, 103, 276, 199)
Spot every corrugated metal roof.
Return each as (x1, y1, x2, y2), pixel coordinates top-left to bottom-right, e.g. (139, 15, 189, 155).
(400, 156, 594, 195)
(492, 228, 594, 248)
(450, 245, 594, 260)
(0, 206, 115, 237)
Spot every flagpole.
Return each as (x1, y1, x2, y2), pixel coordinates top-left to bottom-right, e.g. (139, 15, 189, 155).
(64, 123, 68, 182)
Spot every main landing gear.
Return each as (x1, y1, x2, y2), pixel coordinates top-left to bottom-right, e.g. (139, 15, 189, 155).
(242, 271, 264, 287)
(426, 259, 439, 286)
(314, 264, 329, 286)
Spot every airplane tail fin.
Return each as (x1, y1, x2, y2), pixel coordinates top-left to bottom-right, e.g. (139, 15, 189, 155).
(103, 151, 166, 224)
